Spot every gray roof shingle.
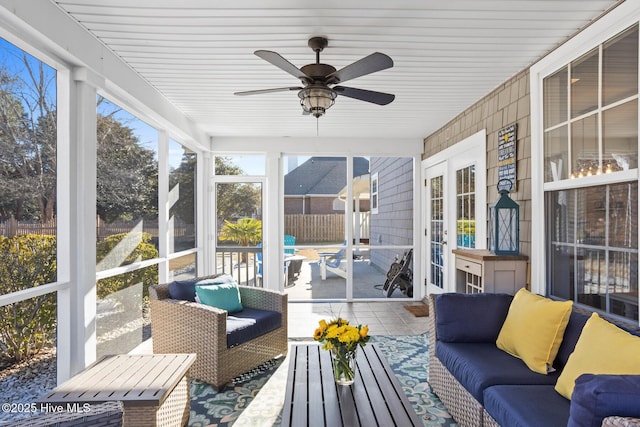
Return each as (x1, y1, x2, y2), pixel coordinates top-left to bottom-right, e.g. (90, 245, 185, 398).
(284, 157, 369, 196)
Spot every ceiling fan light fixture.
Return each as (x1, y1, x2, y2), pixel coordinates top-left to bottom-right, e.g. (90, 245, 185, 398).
(298, 86, 337, 118)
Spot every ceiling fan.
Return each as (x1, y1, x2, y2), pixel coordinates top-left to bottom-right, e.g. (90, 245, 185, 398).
(234, 37, 395, 118)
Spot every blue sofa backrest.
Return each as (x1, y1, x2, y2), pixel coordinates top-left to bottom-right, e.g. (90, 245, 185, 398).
(553, 310, 590, 370)
(435, 293, 513, 343)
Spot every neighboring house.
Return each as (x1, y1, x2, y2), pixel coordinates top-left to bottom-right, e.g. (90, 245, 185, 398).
(369, 157, 414, 271)
(284, 157, 370, 214)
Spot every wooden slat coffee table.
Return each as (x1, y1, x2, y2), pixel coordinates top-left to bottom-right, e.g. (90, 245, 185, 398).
(40, 353, 195, 427)
(281, 344, 422, 427)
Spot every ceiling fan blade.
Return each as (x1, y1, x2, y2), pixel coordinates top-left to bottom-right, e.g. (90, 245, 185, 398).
(234, 87, 301, 96)
(334, 86, 395, 105)
(255, 50, 310, 82)
(327, 52, 393, 84)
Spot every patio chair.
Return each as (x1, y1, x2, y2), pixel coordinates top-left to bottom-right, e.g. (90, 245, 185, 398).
(149, 276, 288, 391)
(284, 234, 296, 255)
(318, 241, 347, 280)
(256, 242, 292, 286)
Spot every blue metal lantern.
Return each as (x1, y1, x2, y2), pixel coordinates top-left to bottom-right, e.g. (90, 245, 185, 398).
(489, 179, 520, 255)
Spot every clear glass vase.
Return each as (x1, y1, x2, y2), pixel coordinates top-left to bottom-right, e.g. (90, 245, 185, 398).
(331, 348, 358, 386)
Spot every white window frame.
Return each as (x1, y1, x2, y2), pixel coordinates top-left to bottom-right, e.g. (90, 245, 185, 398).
(530, 1, 640, 300)
(371, 172, 379, 214)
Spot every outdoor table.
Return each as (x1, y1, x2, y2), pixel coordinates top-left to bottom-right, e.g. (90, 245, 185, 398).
(40, 353, 195, 427)
(281, 344, 421, 427)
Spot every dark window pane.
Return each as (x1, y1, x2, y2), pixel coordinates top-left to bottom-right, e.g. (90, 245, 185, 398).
(571, 114, 598, 177)
(571, 48, 599, 118)
(547, 183, 638, 321)
(543, 67, 568, 128)
(603, 100, 638, 172)
(603, 25, 639, 106)
(544, 125, 568, 182)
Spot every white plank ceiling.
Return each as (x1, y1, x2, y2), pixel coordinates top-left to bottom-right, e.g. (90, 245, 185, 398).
(53, 0, 619, 139)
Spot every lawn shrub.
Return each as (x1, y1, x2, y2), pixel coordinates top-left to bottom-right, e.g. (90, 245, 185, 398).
(96, 232, 158, 299)
(0, 234, 56, 363)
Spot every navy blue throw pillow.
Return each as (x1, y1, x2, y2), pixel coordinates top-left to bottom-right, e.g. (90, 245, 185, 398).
(435, 292, 513, 343)
(168, 279, 199, 301)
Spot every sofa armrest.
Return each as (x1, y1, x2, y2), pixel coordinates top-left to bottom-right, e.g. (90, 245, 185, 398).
(427, 294, 438, 359)
(569, 374, 640, 427)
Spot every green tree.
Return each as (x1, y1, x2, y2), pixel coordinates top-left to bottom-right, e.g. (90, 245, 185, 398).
(214, 156, 261, 226)
(219, 217, 262, 246)
(0, 56, 56, 222)
(96, 106, 158, 222)
(219, 217, 262, 262)
(170, 151, 196, 227)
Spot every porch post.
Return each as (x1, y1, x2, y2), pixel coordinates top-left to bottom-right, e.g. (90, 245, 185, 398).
(67, 67, 101, 377)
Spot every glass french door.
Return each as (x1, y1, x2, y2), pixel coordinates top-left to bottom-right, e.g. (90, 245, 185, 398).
(426, 162, 447, 292)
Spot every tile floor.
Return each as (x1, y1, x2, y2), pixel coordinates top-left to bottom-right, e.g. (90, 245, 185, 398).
(287, 300, 429, 338)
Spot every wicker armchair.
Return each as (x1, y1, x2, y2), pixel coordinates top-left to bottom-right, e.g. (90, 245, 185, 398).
(149, 279, 288, 391)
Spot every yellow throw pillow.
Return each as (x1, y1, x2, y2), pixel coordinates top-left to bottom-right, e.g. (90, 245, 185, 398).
(555, 313, 640, 400)
(496, 288, 573, 374)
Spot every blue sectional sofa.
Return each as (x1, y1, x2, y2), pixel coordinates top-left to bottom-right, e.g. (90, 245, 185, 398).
(427, 292, 640, 427)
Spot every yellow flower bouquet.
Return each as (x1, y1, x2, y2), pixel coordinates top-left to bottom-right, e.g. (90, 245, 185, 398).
(314, 318, 370, 385)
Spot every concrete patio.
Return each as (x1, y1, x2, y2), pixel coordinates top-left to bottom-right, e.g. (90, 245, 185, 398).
(284, 254, 412, 300)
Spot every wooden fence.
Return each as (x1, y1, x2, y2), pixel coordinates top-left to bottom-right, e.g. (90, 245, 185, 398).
(2, 214, 364, 244)
(0, 217, 190, 240)
(0, 217, 57, 237)
(284, 213, 369, 243)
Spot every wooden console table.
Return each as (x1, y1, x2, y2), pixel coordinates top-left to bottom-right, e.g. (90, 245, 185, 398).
(281, 344, 421, 427)
(453, 249, 528, 294)
(40, 353, 195, 427)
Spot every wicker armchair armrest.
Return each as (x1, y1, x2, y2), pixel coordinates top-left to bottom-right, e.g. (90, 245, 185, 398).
(602, 417, 640, 427)
(150, 297, 228, 354)
(239, 286, 287, 313)
(149, 282, 171, 301)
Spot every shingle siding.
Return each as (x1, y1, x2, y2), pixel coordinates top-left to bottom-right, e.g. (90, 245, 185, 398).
(423, 70, 531, 260)
(370, 157, 414, 271)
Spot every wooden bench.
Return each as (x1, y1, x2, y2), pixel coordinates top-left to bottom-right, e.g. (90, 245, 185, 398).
(281, 344, 421, 427)
(40, 353, 195, 427)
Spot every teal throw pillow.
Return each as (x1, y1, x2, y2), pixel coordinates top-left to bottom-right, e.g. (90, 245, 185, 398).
(195, 283, 243, 313)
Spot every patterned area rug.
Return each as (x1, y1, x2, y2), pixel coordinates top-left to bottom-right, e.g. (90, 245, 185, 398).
(188, 335, 458, 427)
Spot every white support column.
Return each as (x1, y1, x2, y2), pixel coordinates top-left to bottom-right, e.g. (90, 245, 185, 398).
(412, 154, 423, 300)
(158, 131, 170, 284)
(200, 152, 212, 276)
(265, 152, 281, 291)
(56, 67, 72, 384)
(345, 157, 354, 300)
(67, 67, 102, 377)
